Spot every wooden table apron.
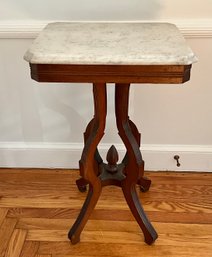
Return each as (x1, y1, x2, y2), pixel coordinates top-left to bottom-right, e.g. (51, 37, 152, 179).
(30, 63, 192, 245)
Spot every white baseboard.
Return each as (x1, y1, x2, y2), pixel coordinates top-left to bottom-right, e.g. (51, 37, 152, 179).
(0, 19, 212, 38)
(0, 142, 212, 172)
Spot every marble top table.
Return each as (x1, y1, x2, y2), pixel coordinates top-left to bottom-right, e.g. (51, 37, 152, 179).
(25, 22, 196, 65)
(24, 22, 196, 246)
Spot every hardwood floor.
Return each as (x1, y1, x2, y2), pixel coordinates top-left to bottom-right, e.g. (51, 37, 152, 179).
(0, 169, 212, 257)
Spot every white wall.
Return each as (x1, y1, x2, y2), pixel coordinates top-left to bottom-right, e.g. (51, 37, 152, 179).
(0, 1, 212, 171)
(1, 0, 212, 20)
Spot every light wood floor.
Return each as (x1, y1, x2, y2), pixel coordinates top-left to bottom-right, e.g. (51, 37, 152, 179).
(0, 169, 212, 257)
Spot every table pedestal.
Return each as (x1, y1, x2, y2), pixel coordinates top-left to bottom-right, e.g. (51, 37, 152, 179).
(68, 83, 158, 245)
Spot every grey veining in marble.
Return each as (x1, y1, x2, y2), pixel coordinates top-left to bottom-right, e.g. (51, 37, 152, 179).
(24, 22, 197, 65)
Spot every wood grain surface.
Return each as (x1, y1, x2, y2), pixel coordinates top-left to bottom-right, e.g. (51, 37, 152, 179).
(30, 64, 191, 84)
(0, 168, 211, 257)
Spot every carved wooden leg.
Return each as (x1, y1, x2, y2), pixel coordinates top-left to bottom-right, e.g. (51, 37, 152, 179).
(68, 83, 107, 244)
(76, 178, 88, 192)
(128, 120, 152, 192)
(115, 83, 158, 245)
(138, 177, 152, 192)
(76, 118, 103, 192)
(83, 117, 103, 168)
(122, 117, 152, 192)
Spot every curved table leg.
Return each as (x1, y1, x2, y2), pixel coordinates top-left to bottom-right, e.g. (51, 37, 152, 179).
(68, 83, 107, 244)
(138, 177, 152, 192)
(128, 120, 152, 192)
(76, 177, 88, 192)
(122, 117, 152, 192)
(115, 83, 158, 245)
(76, 117, 104, 192)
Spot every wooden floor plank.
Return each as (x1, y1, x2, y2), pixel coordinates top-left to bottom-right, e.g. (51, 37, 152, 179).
(35, 255, 52, 257)
(19, 241, 40, 257)
(1, 197, 212, 215)
(7, 207, 212, 224)
(27, 228, 212, 245)
(16, 218, 212, 236)
(0, 182, 211, 201)
(7, 208, 80, 219)
(5, 229, 27, 257)
(17, 218, 139, 231)
(0, 198, 84, 209)
(1, 169, 211, 206)
(0, 218, 17, 257)
(38, 242, 212, 257)
(25, 222, 212, 243)
(0, 208, 8, 227)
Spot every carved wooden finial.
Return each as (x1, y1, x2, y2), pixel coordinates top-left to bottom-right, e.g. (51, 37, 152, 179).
(106, 145, 119, 174)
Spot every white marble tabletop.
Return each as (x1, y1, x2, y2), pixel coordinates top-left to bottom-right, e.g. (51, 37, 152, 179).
(24, 22, 197, 65)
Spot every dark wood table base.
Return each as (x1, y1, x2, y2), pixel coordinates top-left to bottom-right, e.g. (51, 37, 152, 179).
(68, 83, 158, 245)
(30, 63, 192, 245)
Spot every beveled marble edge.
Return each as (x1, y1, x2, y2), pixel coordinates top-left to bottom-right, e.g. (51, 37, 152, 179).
(25, 52, 198, 65)
(24, 22, 198, 66)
